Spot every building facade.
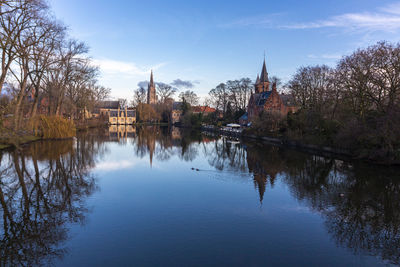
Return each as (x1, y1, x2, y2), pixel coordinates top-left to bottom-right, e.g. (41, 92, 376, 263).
(147, 70, 157, 105)
(96, 100, 136, 125)
(247, 58, 297, 121)
(171, 102, 183, 124)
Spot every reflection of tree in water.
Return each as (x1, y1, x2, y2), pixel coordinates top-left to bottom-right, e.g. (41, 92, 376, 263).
(132, 126, 214, 165)
(0, 135, 103, 266)
(109, 126, 400, 264)
(206, 138, 248, 173)
(221, 141, 400, 264)
(281, 155, 400, 265)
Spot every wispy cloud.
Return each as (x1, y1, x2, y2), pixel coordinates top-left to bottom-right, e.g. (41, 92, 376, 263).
(223, 2, 400, 33)
(283, 3, 400, 32)
(93, 59, 167, 76)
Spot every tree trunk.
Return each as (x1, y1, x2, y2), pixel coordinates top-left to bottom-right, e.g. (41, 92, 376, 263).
(13, 73, 28, 130)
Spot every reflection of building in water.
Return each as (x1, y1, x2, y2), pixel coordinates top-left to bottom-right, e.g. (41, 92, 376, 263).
(108, 125, 136, 140)
(147, 129, 156, 166)
(171, 126, 182, 140)
(246, 144, 283, 203)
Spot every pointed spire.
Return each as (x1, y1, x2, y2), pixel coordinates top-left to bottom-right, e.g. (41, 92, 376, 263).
(149, 70, 154, 87)
(255, 74, 260, 84)
(260, 58, 268, 83)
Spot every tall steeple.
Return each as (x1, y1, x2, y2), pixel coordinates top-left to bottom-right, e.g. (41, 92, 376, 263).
(260, 58, 268, 83)
(147, 70, 156, 104)
(150, 70, 154, 87)
(255, 57, 270, 93)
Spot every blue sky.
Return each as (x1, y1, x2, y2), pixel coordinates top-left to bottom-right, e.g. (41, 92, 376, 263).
(48, 0, 400, 101)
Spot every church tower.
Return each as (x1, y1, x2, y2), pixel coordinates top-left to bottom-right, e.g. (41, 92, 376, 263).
(147, 70, 156, 104)
(255, 58, 270, 93)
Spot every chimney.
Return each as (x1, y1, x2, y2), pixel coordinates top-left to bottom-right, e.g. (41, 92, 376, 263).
(272, 82, 277, 93)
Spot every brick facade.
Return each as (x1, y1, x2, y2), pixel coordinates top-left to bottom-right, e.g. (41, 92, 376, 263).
(247, 59, 298, 121)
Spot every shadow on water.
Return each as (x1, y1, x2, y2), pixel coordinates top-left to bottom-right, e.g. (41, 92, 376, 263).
(0, 125, 399, 265)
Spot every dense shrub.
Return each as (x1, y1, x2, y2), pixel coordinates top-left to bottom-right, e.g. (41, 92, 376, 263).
(31, 115, 76, 139)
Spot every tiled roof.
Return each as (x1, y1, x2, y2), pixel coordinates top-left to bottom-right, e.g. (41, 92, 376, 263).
(192, 106, 216, 113)
(97, 101, 120, 109)
(254, 91, 272, 106)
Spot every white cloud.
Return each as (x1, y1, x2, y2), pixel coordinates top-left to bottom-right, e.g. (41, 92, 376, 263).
(93, 58, 167, 77)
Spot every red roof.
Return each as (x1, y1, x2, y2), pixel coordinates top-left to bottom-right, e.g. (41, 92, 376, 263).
(192, 106, 216, 113)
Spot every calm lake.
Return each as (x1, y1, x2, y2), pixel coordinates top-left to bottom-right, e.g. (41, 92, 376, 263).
(1, 126, 399, 266)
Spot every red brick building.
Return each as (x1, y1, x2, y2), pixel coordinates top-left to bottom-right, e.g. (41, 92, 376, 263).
(191, 106, 216, 114)
(247, 59, 297, 121)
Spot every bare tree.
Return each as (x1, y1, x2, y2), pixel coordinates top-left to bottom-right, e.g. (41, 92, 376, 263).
(179, 90, 199, 106)
(0, 0, 47, 95)
(132, 86, 147, 106)
(209, 83, 229, 114)
(287, 65, 334, 113)
(336, 41, 400, 116)
(156, 82, 177, 103)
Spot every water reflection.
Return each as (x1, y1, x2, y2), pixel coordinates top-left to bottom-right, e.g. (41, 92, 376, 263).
(0, 126, 399, 265)
(244, 143, 400, 265)
(0, 134, 104, 266)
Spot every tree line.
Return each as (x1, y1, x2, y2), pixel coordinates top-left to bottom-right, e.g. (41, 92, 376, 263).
(281, 41, 399, 162)
(0, 0, 110, 131)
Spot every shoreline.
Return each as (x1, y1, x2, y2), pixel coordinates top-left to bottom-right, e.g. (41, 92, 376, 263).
(2, 125, 399, 166)
(201, 126, 400, 166)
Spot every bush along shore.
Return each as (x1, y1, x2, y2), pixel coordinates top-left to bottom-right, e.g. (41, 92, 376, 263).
(0, 116, 77, 150)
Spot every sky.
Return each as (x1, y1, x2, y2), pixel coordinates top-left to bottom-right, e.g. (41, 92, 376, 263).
(48, 0, 400, 101)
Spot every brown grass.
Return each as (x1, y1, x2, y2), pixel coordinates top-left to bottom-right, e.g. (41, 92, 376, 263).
(30, 115, 76, 139)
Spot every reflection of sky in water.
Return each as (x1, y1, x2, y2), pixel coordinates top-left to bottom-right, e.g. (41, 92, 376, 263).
(1, 129, 397, 267)
(57, 136, 385, 267)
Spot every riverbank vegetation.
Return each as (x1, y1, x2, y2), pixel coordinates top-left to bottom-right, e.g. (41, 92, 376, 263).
(247, 42, 400, 164)
(0, 0, 110, 145)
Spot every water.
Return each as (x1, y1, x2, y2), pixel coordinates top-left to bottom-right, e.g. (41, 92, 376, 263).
(0, 126, 399, 266)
